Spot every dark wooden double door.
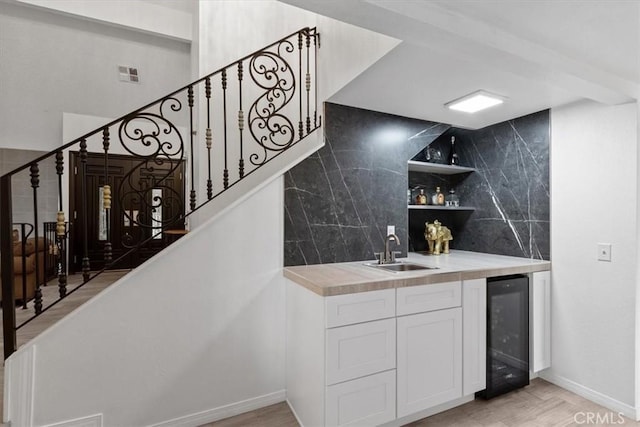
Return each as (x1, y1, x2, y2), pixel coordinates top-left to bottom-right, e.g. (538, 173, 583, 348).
(70, 152, 185, 272)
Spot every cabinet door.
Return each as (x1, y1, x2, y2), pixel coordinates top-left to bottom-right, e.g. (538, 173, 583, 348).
(531, 271, 551, 372)
(397, 308, 462, 418)
(462, 279, 486, 395)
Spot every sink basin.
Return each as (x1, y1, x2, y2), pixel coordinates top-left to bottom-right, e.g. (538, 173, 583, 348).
(365, 262, 438, 273)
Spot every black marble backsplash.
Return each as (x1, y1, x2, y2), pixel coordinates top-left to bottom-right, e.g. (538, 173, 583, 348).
(284, 103, 449, 266)
(455, 111, 550, 259)
(284, 103, 550, 266)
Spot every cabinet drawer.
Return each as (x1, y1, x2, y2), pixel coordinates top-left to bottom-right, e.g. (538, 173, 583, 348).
(397, 281, 461, 316)
(326, 318, 396, 385)
(326, 370, 396, 427)
(326, 288, 395, 328)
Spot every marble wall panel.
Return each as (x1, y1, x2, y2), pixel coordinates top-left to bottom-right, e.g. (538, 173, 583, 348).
(454, 110, 550, 259)
(285, 103, 449, 266)
(284, 104, 550, 265)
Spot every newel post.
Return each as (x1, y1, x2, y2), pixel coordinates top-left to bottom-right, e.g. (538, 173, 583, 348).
(1, 175, 17, 358)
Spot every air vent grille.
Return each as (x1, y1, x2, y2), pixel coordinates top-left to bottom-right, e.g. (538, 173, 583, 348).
(118, 66, 139, 83)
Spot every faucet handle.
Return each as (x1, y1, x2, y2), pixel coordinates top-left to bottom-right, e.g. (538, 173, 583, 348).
(391, 251, 402, 263)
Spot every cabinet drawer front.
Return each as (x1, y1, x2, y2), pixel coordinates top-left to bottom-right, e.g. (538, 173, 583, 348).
(397, 281, 461, 316)
(326, 289, 395, 328)
(326, 370, 396, 427)
(326, 318, 396, 385)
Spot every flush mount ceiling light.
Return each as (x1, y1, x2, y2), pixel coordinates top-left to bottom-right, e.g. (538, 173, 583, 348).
(445, 90, 505, 113)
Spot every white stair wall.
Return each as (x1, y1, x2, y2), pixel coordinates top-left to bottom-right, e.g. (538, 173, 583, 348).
(5, 169, 294, 426)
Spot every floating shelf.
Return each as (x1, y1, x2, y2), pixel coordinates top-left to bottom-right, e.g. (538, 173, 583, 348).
(408, 205, 476, 212)
(408, 160, 476, 175)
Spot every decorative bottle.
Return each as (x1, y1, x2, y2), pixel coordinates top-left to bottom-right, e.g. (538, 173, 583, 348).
(447, 189, 460, 207)
(416, 189, 427, 205)
(435, 187, 445, 205)
(448, 136, 460, 166)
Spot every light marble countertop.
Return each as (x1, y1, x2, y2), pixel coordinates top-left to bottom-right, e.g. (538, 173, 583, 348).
(283, 250, 551, 296)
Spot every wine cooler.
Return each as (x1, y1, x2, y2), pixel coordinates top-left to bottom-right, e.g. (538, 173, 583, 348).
(477, 274, 529, 399)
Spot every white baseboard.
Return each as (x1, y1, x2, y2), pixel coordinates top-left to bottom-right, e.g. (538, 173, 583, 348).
(150, 390, 286, 427)
(286, 399, 305, 427)
(539, 371, 638, 421)
(5, 345, 36, 426)
(42, 413, 103, 427)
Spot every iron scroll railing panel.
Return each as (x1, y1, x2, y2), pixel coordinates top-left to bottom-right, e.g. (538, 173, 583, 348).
(0, 27, 320, 359)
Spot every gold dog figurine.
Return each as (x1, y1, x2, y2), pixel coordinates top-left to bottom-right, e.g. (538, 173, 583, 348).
(424, 220, 453, 255)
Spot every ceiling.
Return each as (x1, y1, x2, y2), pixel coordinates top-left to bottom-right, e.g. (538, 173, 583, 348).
(280, 0, 640, 129)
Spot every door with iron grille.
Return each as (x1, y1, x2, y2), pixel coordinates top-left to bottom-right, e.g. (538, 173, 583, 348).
(69, 152, 185, 272)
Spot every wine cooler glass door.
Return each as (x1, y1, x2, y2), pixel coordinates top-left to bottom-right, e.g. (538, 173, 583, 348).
(481, 275, 529, 399)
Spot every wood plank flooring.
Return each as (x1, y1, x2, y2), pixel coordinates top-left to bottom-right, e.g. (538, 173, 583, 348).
(205, 379, 640, 427)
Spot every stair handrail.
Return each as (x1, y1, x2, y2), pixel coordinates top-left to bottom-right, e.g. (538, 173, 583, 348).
(0, 27, 320, 358)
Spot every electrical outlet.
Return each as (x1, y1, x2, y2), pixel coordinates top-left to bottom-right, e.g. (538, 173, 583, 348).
(597, 243, 612, 262)
(387, 225, 395, 235)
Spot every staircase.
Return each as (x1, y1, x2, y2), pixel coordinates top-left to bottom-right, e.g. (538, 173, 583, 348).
(0, 28, 321, 426)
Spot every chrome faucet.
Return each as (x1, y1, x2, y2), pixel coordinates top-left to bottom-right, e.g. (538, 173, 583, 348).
(377, 233, 400, 264)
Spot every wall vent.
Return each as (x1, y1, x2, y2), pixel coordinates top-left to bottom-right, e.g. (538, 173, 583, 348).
(118, 66, 140, 83)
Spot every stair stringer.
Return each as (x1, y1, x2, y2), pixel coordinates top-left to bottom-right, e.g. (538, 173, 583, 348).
(3, 131, 323, 427)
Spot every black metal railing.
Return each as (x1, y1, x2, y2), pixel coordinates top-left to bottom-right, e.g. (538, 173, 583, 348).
(0, 27, 320, 358)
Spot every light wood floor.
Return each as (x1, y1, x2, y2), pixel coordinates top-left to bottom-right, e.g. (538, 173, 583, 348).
(205, 379, 640, 427)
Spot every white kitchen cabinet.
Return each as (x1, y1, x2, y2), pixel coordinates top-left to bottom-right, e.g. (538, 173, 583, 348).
(397, 307, 463, 418)
(287, 280, 397, 427)
(325, 370, 396, 426)
(530, 270, 551, 372)
(462, 278, 486, 395)
(287, 266, 550, 426)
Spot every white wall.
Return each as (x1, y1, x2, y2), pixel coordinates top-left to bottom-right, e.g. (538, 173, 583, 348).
(197, 0, 399, 101)
(15, 0, 193, 41)
(547, 100, 638, 416)
(192, 0, 399, 221)
(1, 148, 57, 232)
(0, 1, 191, 152)
(6, 176, 287, 426)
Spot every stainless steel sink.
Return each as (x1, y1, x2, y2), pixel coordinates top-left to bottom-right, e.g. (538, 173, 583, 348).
(365, 262, 438, 273)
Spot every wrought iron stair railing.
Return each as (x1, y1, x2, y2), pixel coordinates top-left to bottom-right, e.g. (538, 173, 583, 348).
(0, 27, 320, 358)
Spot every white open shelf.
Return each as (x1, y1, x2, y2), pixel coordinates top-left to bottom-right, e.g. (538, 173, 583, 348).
(408, 205, 476, 211)
(408, 160, 476, 175)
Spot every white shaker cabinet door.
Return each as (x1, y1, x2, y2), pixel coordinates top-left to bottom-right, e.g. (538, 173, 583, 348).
(462, 278, 486, 395)
(397, 308, 463, 418)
